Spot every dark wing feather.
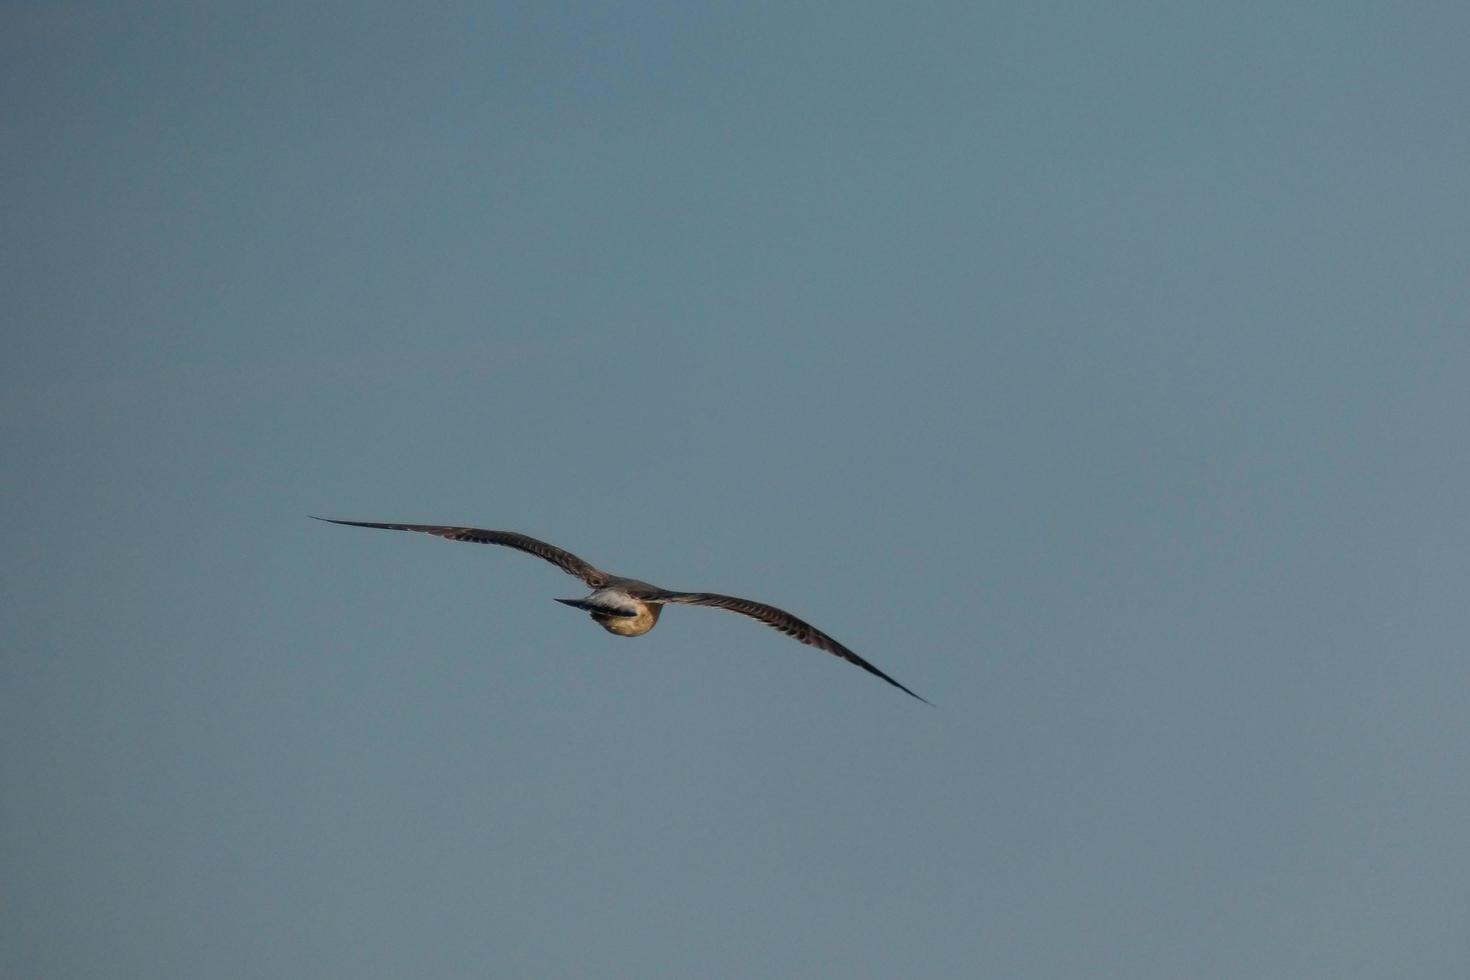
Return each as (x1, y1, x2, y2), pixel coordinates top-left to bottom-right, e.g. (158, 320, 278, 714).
(312, 517, 610, 587)
(653, 591, 931, 704)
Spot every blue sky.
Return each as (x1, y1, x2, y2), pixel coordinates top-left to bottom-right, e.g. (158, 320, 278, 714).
(4, 3, 1469, 977)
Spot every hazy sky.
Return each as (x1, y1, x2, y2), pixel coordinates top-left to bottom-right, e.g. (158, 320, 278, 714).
(4, 3, 1468, 978)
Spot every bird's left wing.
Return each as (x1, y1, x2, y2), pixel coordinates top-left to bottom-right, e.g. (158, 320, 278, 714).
(312, 517, 611, 587)
(652, 590, 930, 704)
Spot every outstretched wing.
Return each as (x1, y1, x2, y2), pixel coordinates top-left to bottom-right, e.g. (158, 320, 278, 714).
(312, 517, 611, 587)
(653, 591, 931, 704)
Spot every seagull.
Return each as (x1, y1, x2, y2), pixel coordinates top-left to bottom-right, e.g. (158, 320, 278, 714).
(313, 517, 930, 703)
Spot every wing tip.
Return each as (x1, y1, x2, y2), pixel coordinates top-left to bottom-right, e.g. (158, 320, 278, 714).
(884, 677, 935, 706)
(311, 516, 375, 529)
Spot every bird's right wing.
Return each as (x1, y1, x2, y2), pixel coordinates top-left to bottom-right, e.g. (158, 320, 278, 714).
(312, 518, 611, 587)
(653, 590, 931, 704)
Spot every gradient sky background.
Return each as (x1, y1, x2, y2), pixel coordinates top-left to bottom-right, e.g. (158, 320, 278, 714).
(4, 3, 1469, 978)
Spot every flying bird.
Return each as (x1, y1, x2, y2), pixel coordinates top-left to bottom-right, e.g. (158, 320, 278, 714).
(313, 517, 929, 703)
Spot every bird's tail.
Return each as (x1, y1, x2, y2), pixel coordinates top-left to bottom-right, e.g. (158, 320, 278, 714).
(555, 597, 639, 617)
